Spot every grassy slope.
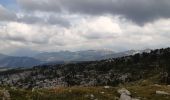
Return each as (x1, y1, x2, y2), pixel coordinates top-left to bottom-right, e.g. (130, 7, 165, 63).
(1, 82, 170, 100)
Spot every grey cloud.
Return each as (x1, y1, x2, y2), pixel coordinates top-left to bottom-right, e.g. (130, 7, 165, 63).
(0, 5, 17, 21)
(17, 15, 70, 27)
(18, 15, 44, 24)
(16, 0, 61, 12)
(82, 32, 116, 40)
(17, 0, 170, 25)
(47, 16, 71, 27)
(0, 35, 48, 44)
(0, 31, 49, 45)
(61, 0, 170, 25)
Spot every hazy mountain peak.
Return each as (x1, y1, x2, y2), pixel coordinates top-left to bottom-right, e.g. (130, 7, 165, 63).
(0, 49, 152, 68)
(0, 53, 8, 60)
(9, 49, 39, 57)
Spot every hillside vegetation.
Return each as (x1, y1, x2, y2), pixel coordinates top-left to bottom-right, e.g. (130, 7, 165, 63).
(0, 48, 170, 99)
(1, 83, 170, 100)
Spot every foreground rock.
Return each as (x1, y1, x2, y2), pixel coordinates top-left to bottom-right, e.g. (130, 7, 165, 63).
(104, 86, 110, 89)
(118, 88, 140, 100)
(156, 91, 170, 95)
(118, 88, 131, 95)
(119, 93, 131, 100)
(1, 89, 11, 100)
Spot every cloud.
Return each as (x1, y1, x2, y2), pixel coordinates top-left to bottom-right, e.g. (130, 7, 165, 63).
(17, 0, 170, 25)
(0, 1, 70, 28)
(1, 16, 170, 53)
(0, 22, 52, 44)
(73, 16, 122, 40)
(0, 5, 17, 21)
(16, 0, 61, 12)
(17, 13, 71, 27)
(17, 14, 44, 24)
(47, 15, 71, 27)
(1, 1, 170, 54)
(0, 16, 123, 52)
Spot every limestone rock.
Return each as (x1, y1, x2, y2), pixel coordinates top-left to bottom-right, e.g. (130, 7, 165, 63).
(118, 88, 131, 96)
(119, 93, 131, 100)
(117, 88, 140, 100)
(104, 86, 110, 89)
(2, 89, 10, 100)
(132, 99, 140, 100)
(156, 91, 170, 95)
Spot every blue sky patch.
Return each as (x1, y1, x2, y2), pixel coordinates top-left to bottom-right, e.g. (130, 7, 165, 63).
(0, 0, 18, 10)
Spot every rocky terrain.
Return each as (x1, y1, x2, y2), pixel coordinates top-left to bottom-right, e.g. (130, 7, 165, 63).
(0, 47, 170, 100)
(1, 83, 170, 100)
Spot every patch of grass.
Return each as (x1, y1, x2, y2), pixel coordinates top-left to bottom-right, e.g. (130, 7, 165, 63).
(126, 85, 170, 100)
(33, 87, 119, 100)
(1, 84, 170, 100)
(0, 86, 118, 100)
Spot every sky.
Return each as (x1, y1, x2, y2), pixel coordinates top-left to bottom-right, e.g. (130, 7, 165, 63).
(0, 0, 170, 55)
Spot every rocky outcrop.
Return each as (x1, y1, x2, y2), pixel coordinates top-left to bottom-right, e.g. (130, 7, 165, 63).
(104, 86, 110, 89)
(156, 91, 170, 95)
(118, 88, 131, 95)
(2, 89, 10, 100)
(117, 88, 140, 100)
(119, 93, 131, 100)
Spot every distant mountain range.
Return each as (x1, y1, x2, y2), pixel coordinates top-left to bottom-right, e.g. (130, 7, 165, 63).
(0, 55, 43, 68)
(102, 49, 151, 59)
(0, 49, 151, 68)
(34, 49, 115, 62)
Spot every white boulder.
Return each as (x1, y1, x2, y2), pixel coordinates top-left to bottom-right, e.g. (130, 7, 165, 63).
(118, 88, 140, 100)
(104, 86, 110, 89)
(118, 88, 131, 96)
(156, 91, 170, 95)
(119, 93, 131, 100)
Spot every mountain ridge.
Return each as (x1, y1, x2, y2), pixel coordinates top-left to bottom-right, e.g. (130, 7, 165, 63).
(0, 49, 151, 68)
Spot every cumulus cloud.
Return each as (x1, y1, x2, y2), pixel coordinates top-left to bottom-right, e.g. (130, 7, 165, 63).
(0, 0, 170, 54)
(17, 0, 170, 25)
(0, 22, 53, 44)
(73, 16, 122, 40)
(0, 16, 123, 52)
(1, 15, 170, 53)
